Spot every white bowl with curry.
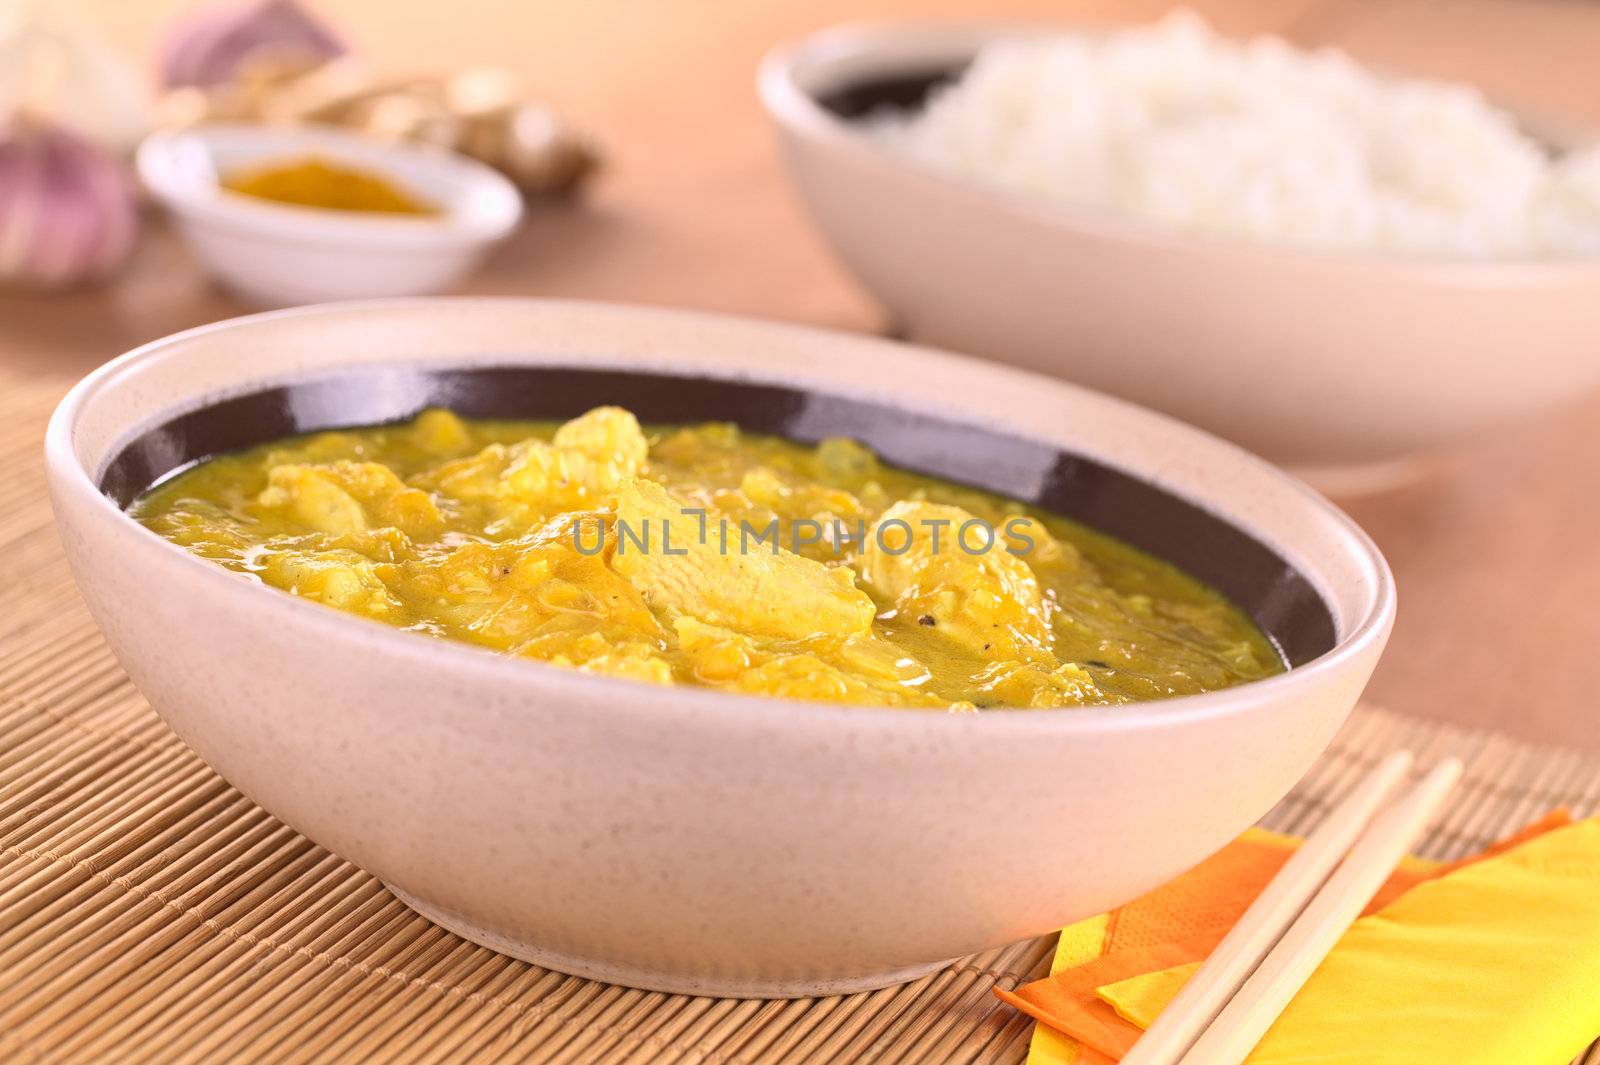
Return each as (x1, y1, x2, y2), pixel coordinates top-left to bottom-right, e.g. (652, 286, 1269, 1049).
(46, 298, 1392, 997)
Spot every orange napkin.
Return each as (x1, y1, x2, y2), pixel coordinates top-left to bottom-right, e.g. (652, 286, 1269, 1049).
(997, 810, 1571, 1062)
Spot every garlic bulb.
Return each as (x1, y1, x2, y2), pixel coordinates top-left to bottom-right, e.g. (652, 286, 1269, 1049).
(0, 0, 150, 153)
(0, 116, 138, 289)
(158, 0, 348, 90)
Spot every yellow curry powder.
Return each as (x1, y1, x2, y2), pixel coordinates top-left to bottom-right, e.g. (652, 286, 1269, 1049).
(221, 157, 439, 215)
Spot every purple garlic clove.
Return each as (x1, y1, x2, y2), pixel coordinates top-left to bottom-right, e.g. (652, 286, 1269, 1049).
(0, 117, 139, 290)
(158, 0, 349, 90)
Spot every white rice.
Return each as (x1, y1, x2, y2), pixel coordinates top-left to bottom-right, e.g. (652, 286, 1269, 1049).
(869, 12, 1600, 258)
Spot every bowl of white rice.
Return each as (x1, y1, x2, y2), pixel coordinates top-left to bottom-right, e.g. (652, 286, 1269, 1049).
(759, 13, 1600, 485)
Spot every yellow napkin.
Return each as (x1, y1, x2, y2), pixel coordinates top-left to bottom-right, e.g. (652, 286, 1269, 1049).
(1011, 814, 1600, 1065)
(1100, 818, 1600, 1064)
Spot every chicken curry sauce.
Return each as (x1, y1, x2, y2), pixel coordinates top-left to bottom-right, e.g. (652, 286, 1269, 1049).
(132, 406, 1283, 710)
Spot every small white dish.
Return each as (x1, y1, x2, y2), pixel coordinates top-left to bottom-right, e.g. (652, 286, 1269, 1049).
(759, 23, 1600, 484)
(137, 124, 523, 307)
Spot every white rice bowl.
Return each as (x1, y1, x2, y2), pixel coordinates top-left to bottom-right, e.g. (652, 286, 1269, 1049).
(871, 12, 1600, 258)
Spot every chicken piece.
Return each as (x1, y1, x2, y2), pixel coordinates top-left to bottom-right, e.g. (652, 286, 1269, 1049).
(571, 648, 675, 685)
(863, 501, 1053, 661)
(738, 467, 867, 524)
(415, 406, 648, 524)
(611, 479, 875, 641)
(511, 628, 674, 685)
(553, 405, 649, 469)
(410, 407, 473, 454)
(734, 467, 869, 562)
(261, 430, 365, 467)
(501, 405, 650, 507)
(999, 514, 1080, 568)
(416, 442, 513, 503)
(674, 618, 945, 707)
(258, 461, 442, 539)
(256, 549, 397, 617)
(410, 514, 665, 654)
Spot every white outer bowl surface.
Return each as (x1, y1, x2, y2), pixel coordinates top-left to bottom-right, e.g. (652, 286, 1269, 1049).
(46, 298, 1393, 997)
(137, 125, 523, 307)
(759, 23, 1600, 472)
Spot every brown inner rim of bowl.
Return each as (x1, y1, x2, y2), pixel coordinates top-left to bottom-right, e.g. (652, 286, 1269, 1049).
(815, 67, 965, 120)
(98, 364, 1336, 668)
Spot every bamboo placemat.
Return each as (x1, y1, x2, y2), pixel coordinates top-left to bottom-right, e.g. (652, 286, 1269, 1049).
(3, 375, 1597, 1064)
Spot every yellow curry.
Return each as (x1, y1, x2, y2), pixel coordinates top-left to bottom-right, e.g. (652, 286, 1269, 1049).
(132, 407, 1282, 710)
(222, 157, 439, 216)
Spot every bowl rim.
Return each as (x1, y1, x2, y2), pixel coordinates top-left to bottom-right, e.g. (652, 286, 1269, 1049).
(46, 297, 1395, 738)
(135, 123, 524, 248)
(757, 18, 1600, 279)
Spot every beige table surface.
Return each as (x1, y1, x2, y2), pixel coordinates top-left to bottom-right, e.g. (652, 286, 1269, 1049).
(3, 0, 1597, 746)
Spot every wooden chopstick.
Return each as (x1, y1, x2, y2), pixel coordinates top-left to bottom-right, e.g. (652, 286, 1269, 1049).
(1119, 749, 1416, 1065)
(1177, 757, 1464, 1065)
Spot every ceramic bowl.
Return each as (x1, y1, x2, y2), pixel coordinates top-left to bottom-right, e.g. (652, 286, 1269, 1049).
(47, 298, 1392, 998)
(759, 23, 1600, 484)
(137, 124, 522, 308)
